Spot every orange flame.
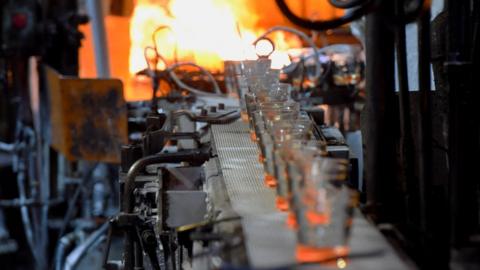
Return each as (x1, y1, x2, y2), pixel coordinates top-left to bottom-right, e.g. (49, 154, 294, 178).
(129, 0, 300, 74)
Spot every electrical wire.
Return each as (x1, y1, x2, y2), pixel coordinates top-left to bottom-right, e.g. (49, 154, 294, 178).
(144, 26, 225, 98)
(142, 46, 224, 97)
(143, 46, 168, 110)
(167, 62, 224, 96)
(144, 46, 167, 76)
(275, 0, 378, 31)
(152, 25, 178, 64)
(13, 122, 39, 266)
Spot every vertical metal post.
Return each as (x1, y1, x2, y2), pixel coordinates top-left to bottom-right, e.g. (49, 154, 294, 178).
(446, 0, 477, 253)
(417, 2, 431, 244)
(394, 0, 415, 227)
(364, 0, 398, 220)
(86, 0, 110, 78)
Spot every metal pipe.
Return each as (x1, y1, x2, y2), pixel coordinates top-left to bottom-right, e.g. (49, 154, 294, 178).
(54, 230, 85, 270)
(16, 169, 38, 264)
(64, 223, 109, 270)
(122, 149, 211, 213)
(29, 56, 49, 270)
(0, 141, 14, 152)
(86, 0, 110, 78)
(0, 198, 62, 208)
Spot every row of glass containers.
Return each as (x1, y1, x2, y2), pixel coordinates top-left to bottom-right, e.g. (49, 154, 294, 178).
(226, 59, 357, 264)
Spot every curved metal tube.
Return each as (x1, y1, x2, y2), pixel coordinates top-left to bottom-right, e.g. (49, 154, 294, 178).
(122, 149, 211, 270)
(0, 141, 14, 152)
(253, 26, 324, 83)
(122, 149, 210, 212)
(64, 223, 108, 270)
(144, 46, 168, 74)
(275, 0, 377, 31)
(54, 231, 85, 270)
(152, 25, 178, 64)
(328, 0, 368, 9)
(167, 62, 223, 95)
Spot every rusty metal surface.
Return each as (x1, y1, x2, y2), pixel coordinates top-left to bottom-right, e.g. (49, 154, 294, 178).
(47, 67, 127, 163)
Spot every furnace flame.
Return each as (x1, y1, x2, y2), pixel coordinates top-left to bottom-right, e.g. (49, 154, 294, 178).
(129, 0, 299, 74)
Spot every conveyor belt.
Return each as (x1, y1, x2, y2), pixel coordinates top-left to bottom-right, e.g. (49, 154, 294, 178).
(211, 121, 414, 269)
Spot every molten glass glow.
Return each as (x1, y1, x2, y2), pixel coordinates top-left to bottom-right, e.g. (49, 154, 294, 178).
(337, 258, 348, 269)
(129, 0, 299, 74)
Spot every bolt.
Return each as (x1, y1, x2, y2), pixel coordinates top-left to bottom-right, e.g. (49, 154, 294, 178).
(210, 106, 217, 113)
(200, 108, 208, 116)
(218, 103, 225, 110)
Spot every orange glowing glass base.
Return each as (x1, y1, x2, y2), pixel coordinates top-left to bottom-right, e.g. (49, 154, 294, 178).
(264, 174, 277, 187)
(275, 196, 289, 211)
(240, 111, 249, 122)
(286, 211, 297, 229)
(240, 112, 249, 123)
(250, 131, 257, 142)
(306, 211, 329, 225)
(296, 245, 349, 264)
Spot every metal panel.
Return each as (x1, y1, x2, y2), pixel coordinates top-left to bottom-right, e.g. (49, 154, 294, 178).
(46, 67, 127, 163)
(166, 190, 207, 228)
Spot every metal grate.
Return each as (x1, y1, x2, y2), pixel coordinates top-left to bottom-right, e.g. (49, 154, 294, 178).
(211, 121, 413, 269)
(211, 121, 277, 215)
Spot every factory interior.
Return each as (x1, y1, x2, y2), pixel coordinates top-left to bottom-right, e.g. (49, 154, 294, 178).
(0, 0, 479, 269)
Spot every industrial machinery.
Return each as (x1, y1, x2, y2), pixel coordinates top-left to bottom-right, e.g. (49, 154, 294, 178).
(102, 91, 359, 269)
(1, 0, 479, 269)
